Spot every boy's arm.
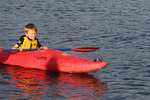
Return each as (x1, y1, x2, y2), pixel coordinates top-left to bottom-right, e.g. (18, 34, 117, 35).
(37, 39, 48, 49)
(37, 39, 42, 48)
(12, 36, 24, 48)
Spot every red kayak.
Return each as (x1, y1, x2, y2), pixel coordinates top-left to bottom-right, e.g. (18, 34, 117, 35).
(0, 48, 108, 73)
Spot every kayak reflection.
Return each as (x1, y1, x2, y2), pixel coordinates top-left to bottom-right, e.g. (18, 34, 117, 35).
(5, 65, 107, 100)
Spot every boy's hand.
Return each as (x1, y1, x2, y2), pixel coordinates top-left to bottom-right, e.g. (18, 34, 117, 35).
(40, 46, 48, 50)
(19, 48, 23, 51)
(11, 47, 23, 51)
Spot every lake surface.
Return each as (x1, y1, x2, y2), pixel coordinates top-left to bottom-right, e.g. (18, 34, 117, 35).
(0, 0, 150, 100)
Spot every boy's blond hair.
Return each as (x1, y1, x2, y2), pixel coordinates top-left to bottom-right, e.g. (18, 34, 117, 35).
(23, 23, 38, 33)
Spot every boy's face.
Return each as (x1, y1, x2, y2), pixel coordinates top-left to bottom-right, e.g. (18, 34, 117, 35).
(25, 29, 37, 40)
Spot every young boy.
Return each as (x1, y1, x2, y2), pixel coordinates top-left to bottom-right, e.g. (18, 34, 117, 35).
(13, 23, 47, 50)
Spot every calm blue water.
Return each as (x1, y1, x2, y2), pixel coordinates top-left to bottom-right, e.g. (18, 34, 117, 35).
(0, 0, 150, 100)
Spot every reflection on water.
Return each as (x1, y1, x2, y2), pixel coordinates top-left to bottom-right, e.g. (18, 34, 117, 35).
(0, 64, 107, 100)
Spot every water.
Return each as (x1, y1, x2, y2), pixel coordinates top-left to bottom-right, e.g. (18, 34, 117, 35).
(0, 65, 106, 100)
(0, 0, 150, 100)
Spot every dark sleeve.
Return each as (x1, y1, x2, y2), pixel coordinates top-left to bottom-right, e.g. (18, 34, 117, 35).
(37, 39, 42, 48)
(16, 35, 24, 48)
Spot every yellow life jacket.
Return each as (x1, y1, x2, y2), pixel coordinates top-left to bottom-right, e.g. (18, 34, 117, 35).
(20, 36, 39, 49)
